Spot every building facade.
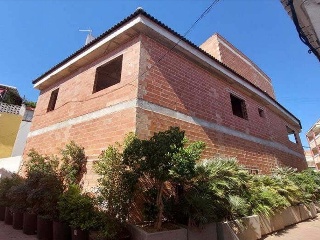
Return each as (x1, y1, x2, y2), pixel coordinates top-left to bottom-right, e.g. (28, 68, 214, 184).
(306, 120, 320, 170)
(23, 9, 306, 189)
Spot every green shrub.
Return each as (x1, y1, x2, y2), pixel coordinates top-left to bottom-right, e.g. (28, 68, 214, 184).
(94, 143, 135, 222)
(59, 141, 87, 187)
(288, 169, 320, 203)
(122, 127, 205, 230)
(248, 175, 290, 216)
(0, 174, 24, 207)
(58, 185, 97, 231)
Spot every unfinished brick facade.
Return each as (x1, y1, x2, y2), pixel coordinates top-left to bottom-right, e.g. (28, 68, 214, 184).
(23, 9, 306, 189)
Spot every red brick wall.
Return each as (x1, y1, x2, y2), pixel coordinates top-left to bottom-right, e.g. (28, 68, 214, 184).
(31, 37, 141, 132)
(200, 34, 276, 99)
(137, 35, 306, 173)
(23, 37, 142, 189)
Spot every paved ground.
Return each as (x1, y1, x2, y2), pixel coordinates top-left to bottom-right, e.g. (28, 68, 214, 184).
(0, 215, 319, 240)
(263, 214, 320, 240)
(0, 221, 36, 240)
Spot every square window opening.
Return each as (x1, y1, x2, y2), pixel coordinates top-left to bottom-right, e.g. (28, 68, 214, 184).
(286, 126, 298, 144)
(230, 94, 248, 120)
(47, 88, 59, 112)
(93, 55, 123, 93)
(258, 108, 265, 118)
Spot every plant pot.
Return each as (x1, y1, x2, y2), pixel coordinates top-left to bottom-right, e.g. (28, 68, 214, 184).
(12, 210, 24, 229)
(37, 216, 53, 240)
(187, 222, 218, 240)
(128, 224, 187, 240)
(4, 207, 13, 225)
(0, 206, 5, 221)
(23, 212, 37, 235)
(53, 221, 71, 240)
(71, 228, 89, 240)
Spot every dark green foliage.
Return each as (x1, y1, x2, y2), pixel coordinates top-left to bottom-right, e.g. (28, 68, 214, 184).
(1, 88, 22, 105)
(26, 172, 63, 218)
(94, 142, 137, 222)
(59, 141, 87, 187)
(58, 185, 97, 230)
(6, 178, 29, 211)
(191, 158, 251, 221)
(24, 100, 36, 108)
(288, 169, 320, 203)
(123, 127, 205, 230)
(248, 175, 290, 216)
(0, 174, 24, 207)
(24, 149, 63, 218)
(94, 211, 129, 240)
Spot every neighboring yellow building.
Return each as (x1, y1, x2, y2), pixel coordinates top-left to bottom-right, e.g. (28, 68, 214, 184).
(0, 108, 23, 158)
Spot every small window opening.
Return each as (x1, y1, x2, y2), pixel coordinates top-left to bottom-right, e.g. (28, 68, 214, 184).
(286, 126, 298, 143)
(93, 55, 123, 93)
(250, 169, 259, 175)
(258, 108, 265, 118)
(230, 94, 248, 120)
(244, 167, 259, 175)
(47, 88, 59, 112)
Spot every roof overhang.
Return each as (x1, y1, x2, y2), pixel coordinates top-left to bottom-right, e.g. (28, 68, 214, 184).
(281, 0, 320, 61)
(32, 9, 302, 129)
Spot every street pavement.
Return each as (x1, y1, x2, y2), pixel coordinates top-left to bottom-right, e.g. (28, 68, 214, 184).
(263, 214, 320, 240)
(0, 214, 319, 240)
(0, 221, 36, 240)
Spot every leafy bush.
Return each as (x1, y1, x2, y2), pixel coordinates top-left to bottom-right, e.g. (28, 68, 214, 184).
(0, 174, 24, 207)
(94, 143, 135, 222)
(25, 149, 59, 176)
(24, 149, 63, 217)
(26, 172, 63, 218)
(288, 169, 320, 203)
(59, 141, 87, 187)
(195, 158, 251, 221)
(122, 127, 205, 230)
(248, 175, 290, 216)
(58, 185, 97, 231)
(6, 178, 29, 211)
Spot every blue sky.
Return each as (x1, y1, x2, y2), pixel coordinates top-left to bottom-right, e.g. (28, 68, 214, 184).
(0, 0, 319, 148)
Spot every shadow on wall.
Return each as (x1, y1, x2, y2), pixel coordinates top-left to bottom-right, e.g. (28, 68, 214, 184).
(141, 38, 306, 173)
(0, 168, 13, 178)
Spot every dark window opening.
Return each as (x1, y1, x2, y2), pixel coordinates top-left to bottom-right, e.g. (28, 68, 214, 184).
(244, 168, 259, 175)
(286, 126, 298, 144)
(230, 94, 248, 120)
(93, 55, 123, 93)
(47, 88, 59, 112)
(258, 108, 265, 118)
(250, 169, 259, 175)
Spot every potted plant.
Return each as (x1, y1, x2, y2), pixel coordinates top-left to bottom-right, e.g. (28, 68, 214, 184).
(28, 173, 63, 240)
(53, 141, 87, 240)
(0, 175, 24, 225)
(6, 179, 28, 230)
(22, 149, 60, 236)
(58, 185, 97, 240)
